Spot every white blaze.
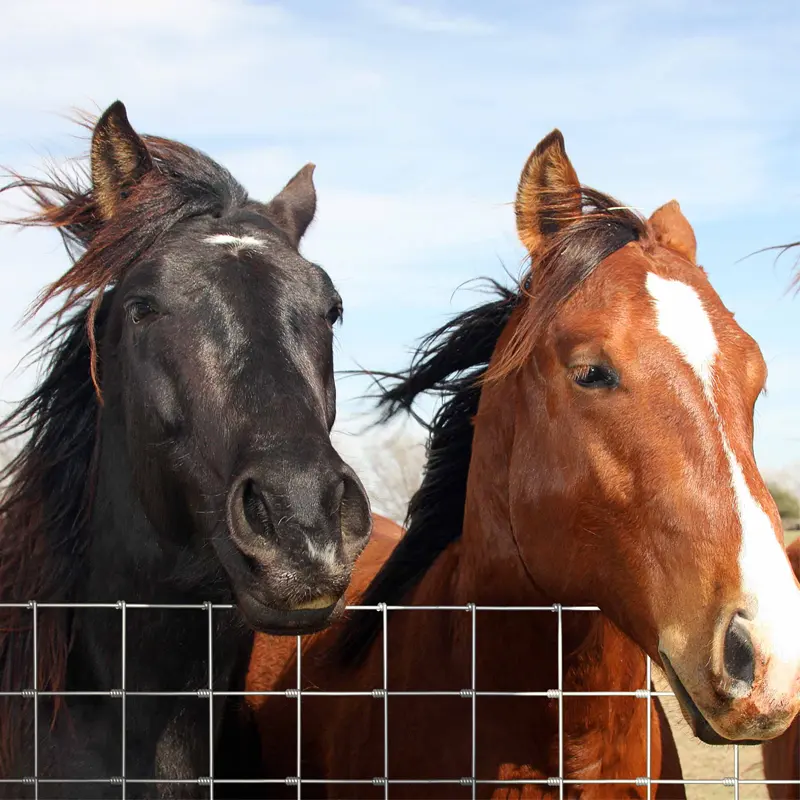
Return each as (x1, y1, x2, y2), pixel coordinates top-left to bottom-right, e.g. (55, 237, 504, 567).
(203, 234, 266, 250)
(646, 273, 800, 683)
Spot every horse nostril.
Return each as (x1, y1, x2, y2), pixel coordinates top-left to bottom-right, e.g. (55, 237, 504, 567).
(723, 612, 756, 689)
(242, 479, 273, 538)
(338, 468, 371, 542)
(331, 477, 346, 511)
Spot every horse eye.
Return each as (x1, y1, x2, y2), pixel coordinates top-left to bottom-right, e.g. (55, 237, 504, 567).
(127, 299, 155, 325)
(572, 364, 619, 389)
(325, 302, 343, 328)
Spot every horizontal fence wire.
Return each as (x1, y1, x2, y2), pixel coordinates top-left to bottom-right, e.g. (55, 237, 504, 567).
(0, 600, 792, 793)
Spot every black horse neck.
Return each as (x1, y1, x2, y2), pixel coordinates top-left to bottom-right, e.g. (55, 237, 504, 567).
(75, 403, 246, 675)
(29, 405, 260, 799)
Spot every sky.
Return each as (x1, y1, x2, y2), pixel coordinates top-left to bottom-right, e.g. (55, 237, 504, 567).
(0, 0, 799, 490)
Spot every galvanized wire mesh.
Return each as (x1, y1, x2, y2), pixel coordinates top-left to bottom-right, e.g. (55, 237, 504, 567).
(0, 601, 795, 798)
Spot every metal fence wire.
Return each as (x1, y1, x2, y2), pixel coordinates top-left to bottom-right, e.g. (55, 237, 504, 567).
(0, 601, 796, 798)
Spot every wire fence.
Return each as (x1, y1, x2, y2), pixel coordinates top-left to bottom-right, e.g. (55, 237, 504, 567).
(0, 601, 794, 798)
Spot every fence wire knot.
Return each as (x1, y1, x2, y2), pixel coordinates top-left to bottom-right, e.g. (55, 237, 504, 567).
(372, 688, 387, 699)
(115, 601, 125, 611)
(635, 777, 650, 786)
(21, 689, 35, 698)
(109, 776, 123, 785)
(546, 689, 560, 699)
(22, 777, 35, 785)
(196, 689, 212, 698)
(635, 689, 649, 699)
(460, 777, 476, 786)
(551, 603, 562, 613)
(285, 777, 300, 786)
(197, 777, 212, 786)
(372, 777, 388, 786)
(465, 603, 476, 612)
(109, 689, 124, 698)
(460, 689, 475, 698)
(376, 602, 388, 613)
(547, 777, 563, 787)
(722, 777, 737, 787)
(285, 688, 300, 699)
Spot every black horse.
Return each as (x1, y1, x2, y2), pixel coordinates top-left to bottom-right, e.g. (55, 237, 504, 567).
(0, 101, 372, 799)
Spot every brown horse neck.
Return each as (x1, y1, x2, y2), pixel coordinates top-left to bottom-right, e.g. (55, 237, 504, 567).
(402, 378, 637, 697)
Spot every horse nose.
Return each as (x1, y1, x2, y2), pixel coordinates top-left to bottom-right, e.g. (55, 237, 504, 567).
(721, 611, 756, 692)
(229, 472, 340, 543)
(227, 455, 369, 549)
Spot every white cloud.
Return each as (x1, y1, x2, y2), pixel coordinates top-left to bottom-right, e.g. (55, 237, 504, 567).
(363, 0, 497, 35)
(0, 0, 384, 141)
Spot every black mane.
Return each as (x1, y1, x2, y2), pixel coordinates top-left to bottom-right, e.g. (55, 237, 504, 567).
(0, 297, 106, 771)
(336, 281, 519, 666)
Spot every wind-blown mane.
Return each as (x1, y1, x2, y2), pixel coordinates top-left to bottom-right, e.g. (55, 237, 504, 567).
(5, 130, 248, 393)
(762, 239, 800, 293)
(0, 301, 104, 774)
(0, 121, 252, 775)
(337, 187, 645, 667)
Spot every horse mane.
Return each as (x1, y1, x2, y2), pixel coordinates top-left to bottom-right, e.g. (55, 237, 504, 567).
(760, 239, 800, 292)
(337, 187, 645, 668)
(0, 118, 251, 775)
(0, 299, 106, 775)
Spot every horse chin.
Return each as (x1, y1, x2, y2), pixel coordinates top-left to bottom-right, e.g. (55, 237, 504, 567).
(235, 588, 345, 636)
(659, 651, 762, 747)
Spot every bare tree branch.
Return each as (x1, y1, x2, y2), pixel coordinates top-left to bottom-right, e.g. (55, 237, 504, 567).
(332, 420, 427, 524)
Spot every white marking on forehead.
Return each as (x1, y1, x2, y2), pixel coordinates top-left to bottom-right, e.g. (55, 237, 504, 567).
(205, 232, 329, 419)
(646, 272, 800, 675)
(646, 273, 716, 395)
(203, 234, 266, 250)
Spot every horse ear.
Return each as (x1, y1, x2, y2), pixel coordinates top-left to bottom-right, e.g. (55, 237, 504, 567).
(91, 101, 153, 221)
(648, 200, 697, 263)
(264, 163, 317, 248)
(515, 129, 581, 254)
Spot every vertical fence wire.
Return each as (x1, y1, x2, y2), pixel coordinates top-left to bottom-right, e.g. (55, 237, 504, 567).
(556, 604, 564, 800)
(31, 601, 38, 800)
(470, 603, 477, 800)
(382, 602, 389, 800)
(734, 744, 740, 800)
(207, 603, 214, 800)
(646, 655, 652, 800)
(296, 635, 302, 800)
(120, 601, 127, 800)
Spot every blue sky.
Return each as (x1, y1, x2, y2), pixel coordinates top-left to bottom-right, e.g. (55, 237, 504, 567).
(0, 0, 798, 480)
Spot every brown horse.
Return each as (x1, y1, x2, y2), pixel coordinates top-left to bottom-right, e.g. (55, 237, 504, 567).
(247, 130, 800, 798)
(761, 538, 800, 799)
